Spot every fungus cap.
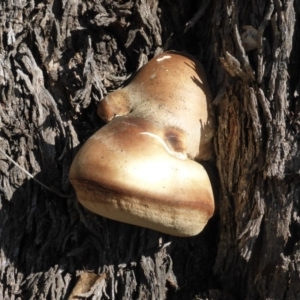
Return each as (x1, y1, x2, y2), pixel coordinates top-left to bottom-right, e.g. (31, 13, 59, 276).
(70, 52, 215, 237)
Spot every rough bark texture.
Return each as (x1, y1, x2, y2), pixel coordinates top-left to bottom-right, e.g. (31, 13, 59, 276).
(212, 1, 300, 299)
(0, 0, 299, 299)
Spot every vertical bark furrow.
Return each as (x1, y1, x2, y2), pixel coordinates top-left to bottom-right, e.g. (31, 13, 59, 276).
(212, 0, 300, 299)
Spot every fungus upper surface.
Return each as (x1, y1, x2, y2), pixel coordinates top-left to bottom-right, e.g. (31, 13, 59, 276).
(70, 52, 216, 237)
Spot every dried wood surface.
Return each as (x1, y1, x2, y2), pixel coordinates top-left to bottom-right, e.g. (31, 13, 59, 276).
(1, 0, 300, 299)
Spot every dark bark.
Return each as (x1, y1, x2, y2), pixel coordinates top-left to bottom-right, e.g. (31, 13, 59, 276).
(212, 1, 300, 299)
(0, 0, 299, 299)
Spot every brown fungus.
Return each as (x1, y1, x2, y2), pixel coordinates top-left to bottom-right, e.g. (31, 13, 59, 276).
(70, 52, 216, 237)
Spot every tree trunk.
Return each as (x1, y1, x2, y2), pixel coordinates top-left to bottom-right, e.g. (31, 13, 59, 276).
(0, 0, 299, 299)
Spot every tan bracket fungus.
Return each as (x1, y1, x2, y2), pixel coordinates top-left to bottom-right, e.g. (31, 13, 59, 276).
(70, 52, 216, 237)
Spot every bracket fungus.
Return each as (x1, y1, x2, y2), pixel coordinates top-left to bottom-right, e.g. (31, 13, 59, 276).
(70, 52, 216, 237)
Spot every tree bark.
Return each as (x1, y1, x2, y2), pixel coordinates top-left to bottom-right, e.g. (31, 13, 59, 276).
(0, 0, 299, 299)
